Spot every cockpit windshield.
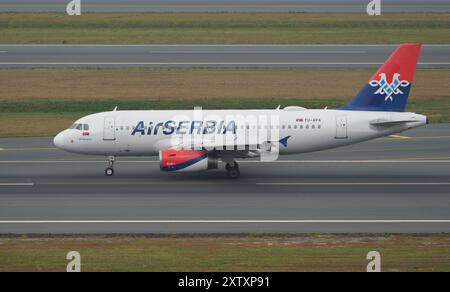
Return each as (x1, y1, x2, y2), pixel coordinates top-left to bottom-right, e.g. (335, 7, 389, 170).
(70, 123, 89, 130)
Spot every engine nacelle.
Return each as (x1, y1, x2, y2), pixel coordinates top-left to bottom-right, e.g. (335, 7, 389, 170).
(159, 149, 218, 172)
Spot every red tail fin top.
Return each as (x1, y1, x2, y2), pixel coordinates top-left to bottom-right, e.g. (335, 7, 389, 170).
(370, 43, 421, 84)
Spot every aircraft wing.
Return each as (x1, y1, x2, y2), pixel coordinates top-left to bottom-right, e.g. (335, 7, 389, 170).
(156, 135, 289, 158)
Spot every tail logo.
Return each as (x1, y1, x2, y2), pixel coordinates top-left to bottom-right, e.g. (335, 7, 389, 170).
(369, 73, 410, 102)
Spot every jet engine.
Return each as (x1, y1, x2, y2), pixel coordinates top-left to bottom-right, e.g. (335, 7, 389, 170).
(159, 149, 218, 172)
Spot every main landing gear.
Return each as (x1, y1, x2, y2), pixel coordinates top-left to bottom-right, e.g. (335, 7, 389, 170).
(105, 155, 115, 176)
(225, 161, 240, 179)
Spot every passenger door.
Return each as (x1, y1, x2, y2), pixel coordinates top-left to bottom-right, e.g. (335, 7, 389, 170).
(103, 117, 116, 141)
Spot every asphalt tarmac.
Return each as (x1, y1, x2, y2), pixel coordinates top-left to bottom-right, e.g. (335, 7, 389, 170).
(1, 0, 449, 13)
(1, 44, 449, 68)
(0, 123, 449, 234)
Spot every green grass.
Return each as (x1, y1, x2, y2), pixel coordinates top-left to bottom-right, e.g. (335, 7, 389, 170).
(1, 67, 448, 136)
(0, 98, 347, 113)
(0, 97, 447, 120)
(1, 13, 449, 43)
(0, 234, 449, 272)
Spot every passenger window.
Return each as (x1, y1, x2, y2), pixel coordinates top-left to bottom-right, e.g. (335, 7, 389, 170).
(83, 124, 89, 131)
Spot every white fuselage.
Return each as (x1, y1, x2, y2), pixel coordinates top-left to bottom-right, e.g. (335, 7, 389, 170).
(54, 108, 427, 157)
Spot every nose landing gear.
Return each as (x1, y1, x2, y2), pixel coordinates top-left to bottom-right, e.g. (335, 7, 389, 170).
(105, 156, 115, 176)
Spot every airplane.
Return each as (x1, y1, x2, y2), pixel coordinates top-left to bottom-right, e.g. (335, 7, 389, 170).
(54, 43, 427, 179)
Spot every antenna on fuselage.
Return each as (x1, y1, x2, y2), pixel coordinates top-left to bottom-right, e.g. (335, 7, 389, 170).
(276, 105, 281, 110)
(113, 106, 118, 111)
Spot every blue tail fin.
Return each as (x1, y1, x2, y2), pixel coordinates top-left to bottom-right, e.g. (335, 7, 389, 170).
(339, 44, 421, 112)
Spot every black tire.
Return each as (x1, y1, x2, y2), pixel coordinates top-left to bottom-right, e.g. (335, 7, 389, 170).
(225, 162, 239, 171)
(105, 167, 114, 176)
(227, 167, 240, 179)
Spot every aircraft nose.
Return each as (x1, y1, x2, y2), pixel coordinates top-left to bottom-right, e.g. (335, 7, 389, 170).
(53, 131, 66, 149)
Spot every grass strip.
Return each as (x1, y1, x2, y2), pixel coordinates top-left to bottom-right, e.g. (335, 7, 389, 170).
(0, 234, 448, 272)
(0, 13, 449, 44)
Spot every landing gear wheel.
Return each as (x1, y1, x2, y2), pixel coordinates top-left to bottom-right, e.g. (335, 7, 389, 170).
(225, 161, 239, 171)
(105, 155, 115, 176)
(227, 167, 240, 179)
(105, 167, 114, 176)
(226, 162, 240, 179)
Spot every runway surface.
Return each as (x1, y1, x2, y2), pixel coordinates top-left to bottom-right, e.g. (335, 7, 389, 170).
(0, 123, 449, 234)
(1, 0, 449, 13)
(1, 44, 450, 68)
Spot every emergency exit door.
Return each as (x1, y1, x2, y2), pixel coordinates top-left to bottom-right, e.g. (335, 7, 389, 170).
(335, 116, 348, 139)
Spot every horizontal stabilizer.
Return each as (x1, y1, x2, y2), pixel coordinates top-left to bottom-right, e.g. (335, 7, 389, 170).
(370, 118, 419, 126)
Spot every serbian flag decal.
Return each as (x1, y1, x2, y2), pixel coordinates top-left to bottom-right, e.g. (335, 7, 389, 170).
(340, 43, 421, 112)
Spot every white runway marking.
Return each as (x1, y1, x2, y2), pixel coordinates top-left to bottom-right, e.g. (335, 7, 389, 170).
(0, 147, 56, 151)
(0, 62, 448, 66)
(410, 135, 450, 139)
(0, 183, 34, 186)
(257, 182, 450, 186)
(0, 159, 450, 163)
(389, 134, 411, 139)
(6, 181, 448, 187)
(0, 220, 449, 224)
(147, 51, 367, 54)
